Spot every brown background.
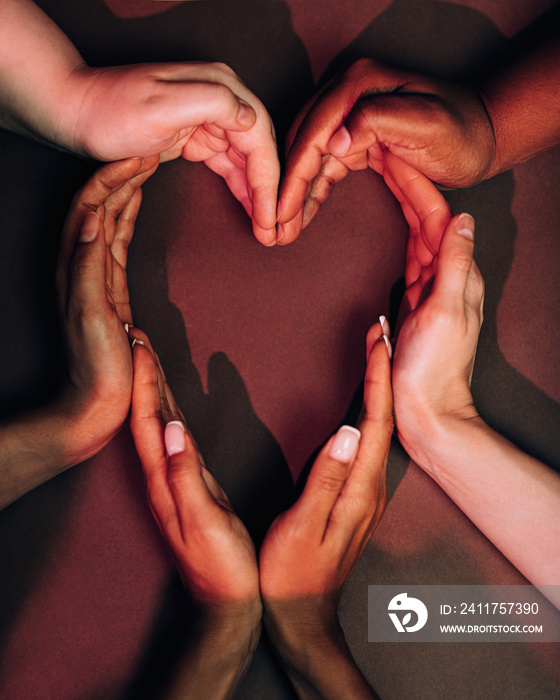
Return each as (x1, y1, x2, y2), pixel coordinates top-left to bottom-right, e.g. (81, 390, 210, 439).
(1, 1, 559, 698)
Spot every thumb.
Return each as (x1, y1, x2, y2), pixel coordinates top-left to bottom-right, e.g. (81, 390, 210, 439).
(159, 81, 256, 132)
(164, 421, 218, 520)
(64, 212, 107, 314)
(328, 93, 437, 161)
(431, 212, 477, 304)
(290, 426, 361, 535)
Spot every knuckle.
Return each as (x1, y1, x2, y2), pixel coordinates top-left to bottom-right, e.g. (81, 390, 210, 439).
(210, 61, 238, 79)
(316, 464, 349, 493)
(347, 57, 376, 79)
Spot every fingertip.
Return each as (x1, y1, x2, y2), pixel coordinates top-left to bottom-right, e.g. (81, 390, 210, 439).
(254, 223, 277, 246)
(165, 421, 186, 456)
(276, 210, 304, 245)
(327, 125, 351, 156)
(79, 212, 99, 243)
(366, 316, 392, 361)
(455, 212, 475, 241)
(328, 425, 361, 463)
(237, 100, 257, 128)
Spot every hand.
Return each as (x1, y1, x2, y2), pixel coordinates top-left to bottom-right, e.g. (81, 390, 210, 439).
(0, 157, 157, 508)
(129, 334, 261, 697)
(259, 322, 392, 699)
(384, 152, 485, 460)
(66, 62, 279, 245)
(277, 57, 494, 244)
(130, 332, 261, 612)
(55, 156, 159, 466)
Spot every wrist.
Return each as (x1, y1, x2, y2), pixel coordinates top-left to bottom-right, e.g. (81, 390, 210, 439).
(264, 601, 375, 700)
(50, 382, 130, 465)
(395, 404, 485, 482)
(0, 402, 92, 510)
(160, 602, 262, 700)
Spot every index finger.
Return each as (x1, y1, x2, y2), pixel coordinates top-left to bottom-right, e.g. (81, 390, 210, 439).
(278, 83, 352, 234)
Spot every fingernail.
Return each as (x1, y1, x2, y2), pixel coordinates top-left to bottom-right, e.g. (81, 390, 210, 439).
(276, 222, 285, 243)
(328, 425, 361, 462)
(165, 421, 186, 456)
(456, 213, 475, 241)
(327, 125, 351, 156)
(379, 315, 390, 338)
(79, 212, 99, 243)
(302, 198, 316, 228)
(237, 100, 255, 126)
(379, 315, 393, 360)
(124, 323, 130, 333)
(131, 338, 144, 349)
(382, 334, 393, 360)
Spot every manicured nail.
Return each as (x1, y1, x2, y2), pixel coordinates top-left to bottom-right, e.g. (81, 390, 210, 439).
(124, 323, 130, 333)
(237, 100, 255, 126)
(327, 125, 351, 156)
(379, 315, 390, 338)
(456, 213, 475, 241)
(131, 338, 144, 349)
(165, 421, 186, 456)
(328, 425, 361, 462)
(379, 316, 393, 360)
(382, 334, 393, 360)
(79, 212, 99, 243)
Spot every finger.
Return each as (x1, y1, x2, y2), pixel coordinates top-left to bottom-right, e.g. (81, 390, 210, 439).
(227, 128, 280, 246)
(163, 422, 221, 523)
(334, 330, 393, 528)
(330, 91, 459, 179)
(106, 189, 143, 325)
(103, 156, 159, 237)
(279, 155, 349, 244)
(158, 81, 256, 135)
(58, 158, 157, 288)
(431, 212, 478, 305)
(383, 151, 452, 256)
(131, 340, 176, 526)
(278, 80, 354, 233)
(289, 425, 362, 537)
(129, 328, 184, 425)
(360, 327, 393, 439)
(63, 212, 109, 320)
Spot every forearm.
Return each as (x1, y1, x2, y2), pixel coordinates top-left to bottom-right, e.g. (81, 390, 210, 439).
(0, 405, 80, 509)
(0, 390, 128, 510)
(0, 0, 87, 151)
(401, 414, 560, 602)
(158, 606, 261, 700)
(480, 4, 560, 177)
(264, 604, 379, 700)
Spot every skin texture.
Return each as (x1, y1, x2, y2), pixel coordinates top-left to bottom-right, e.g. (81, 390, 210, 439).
(0, 157, 158, 510)
(277, 7, 560, 244)
(0, 0, 279, 244)
(259, 323, 392, 699)
(277, 57, 494, 244)
(385, 151, 560, 609)
(130, 335, 261, 699)
(128, 317, 392, 699)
